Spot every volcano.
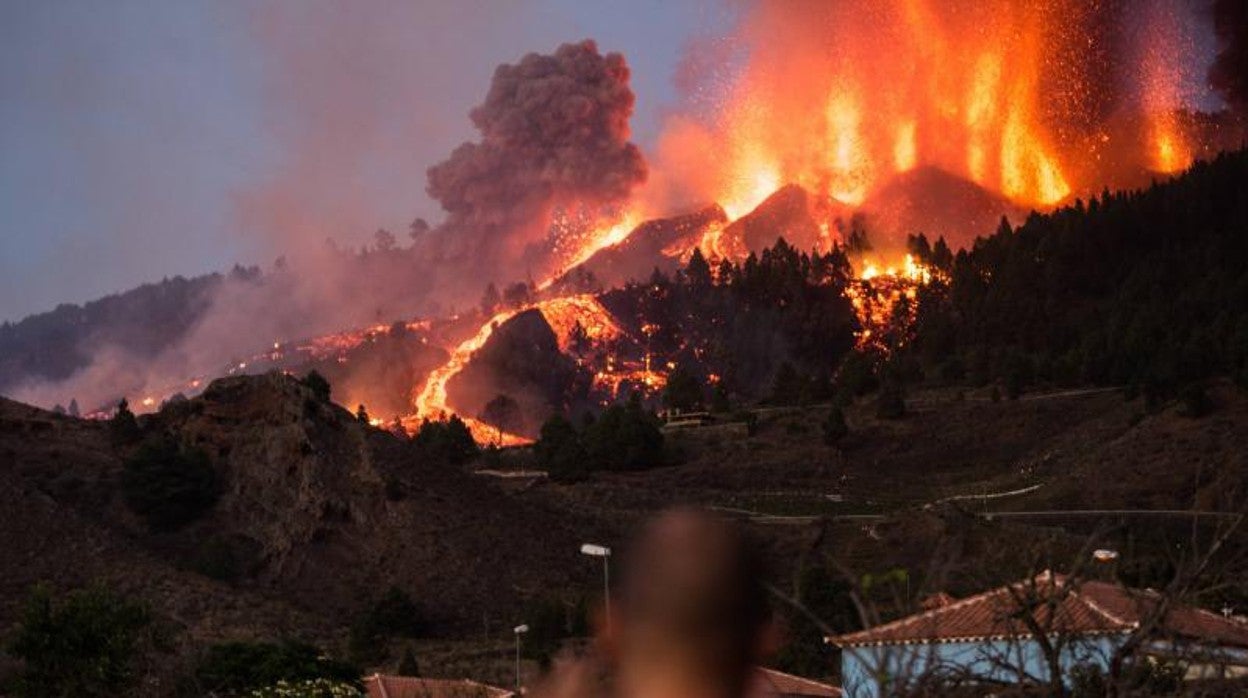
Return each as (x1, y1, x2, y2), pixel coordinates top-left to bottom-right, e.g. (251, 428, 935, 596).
(723, 184, 851, 255)
(860, 166, 1028, 251)
(556, 204, 727, 289)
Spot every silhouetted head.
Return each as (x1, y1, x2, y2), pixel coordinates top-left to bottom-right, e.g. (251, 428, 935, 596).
(610, 507, 770, 698)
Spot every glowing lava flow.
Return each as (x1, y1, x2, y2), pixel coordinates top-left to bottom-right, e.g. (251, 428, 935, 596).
(537, 295, 622, 350)
(406, 291, 624, 445)
(407, 209, 644, 446)
(538, 213, 640, 291)
(407, 306, 524, 443)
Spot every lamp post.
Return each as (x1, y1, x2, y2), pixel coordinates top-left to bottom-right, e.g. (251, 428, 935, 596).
(1092, 549, 1119, 563)
(513, 624, 528, 692)
(580, 543, 612, 630)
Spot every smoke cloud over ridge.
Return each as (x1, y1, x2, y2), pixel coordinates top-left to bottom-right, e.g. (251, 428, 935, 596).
(1209, 0, 1248, 114)
(426, 40, 647, 272)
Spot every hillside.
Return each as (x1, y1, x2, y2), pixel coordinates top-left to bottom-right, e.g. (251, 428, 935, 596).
(4, 148, 1248, 694)
(3, 376, 1247, 691)
(0, 373, 606, 692)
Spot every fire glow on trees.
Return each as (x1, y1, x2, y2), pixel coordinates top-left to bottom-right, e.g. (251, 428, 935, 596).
(847, 254, 932, 353)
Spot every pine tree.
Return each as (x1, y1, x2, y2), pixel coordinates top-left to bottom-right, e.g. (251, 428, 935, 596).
(685, 248, 712, 287)
(480, 283, 501, 314)
(397, 645, 420, 677)
(823, 406, 849, 445)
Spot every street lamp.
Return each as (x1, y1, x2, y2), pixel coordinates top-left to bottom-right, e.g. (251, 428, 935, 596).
(1092, 549, 1119, 563)
(581, 543, 612, 629)
(513, 624, 528, 692)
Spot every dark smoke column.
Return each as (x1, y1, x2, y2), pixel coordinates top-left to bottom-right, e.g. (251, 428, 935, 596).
(1210, 0, 1248, 116)
(426, 40, 647, 272)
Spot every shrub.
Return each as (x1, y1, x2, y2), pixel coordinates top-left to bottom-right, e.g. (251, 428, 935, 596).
(836, 351, 879, 396)
(121, 437, 219, 531)
(396, 646, 419, 677)
(195, 640, 359, 695)
(822, 406, 849, 446)
(346, 619, 386, 666)
(662, 366, 703, 412)
(246, 678, 362, 697)
(7, 584, 152, 698)
(302, 371, 331, 402)
(369, 587, 423, 638)
(412, 416, 478, 465)
(583, 397, 664, 471)
(534, 414, 589, 482)
(109, 398, 141, 445)
(875, 384, 906, 419)
(709, 382, 732, 413)
(479, 394, 520, 443)
(348, 587, 424, 664)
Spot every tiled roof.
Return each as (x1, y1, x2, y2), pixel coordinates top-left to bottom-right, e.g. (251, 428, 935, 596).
(364, 675, 515, 698)
(1077, 580, 1248, 650)
(751, 667, 842, 696)
(830, 571, 1248, 649)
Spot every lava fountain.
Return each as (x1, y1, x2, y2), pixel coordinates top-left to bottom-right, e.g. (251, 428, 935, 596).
(651, 0, 1206, 228)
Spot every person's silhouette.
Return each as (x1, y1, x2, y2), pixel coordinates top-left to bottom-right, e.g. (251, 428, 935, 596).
(537, 508, 773, 698)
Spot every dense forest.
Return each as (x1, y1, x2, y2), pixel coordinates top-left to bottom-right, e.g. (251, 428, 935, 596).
(905, 148, 1248, 401)
(601, 240, 860, 401)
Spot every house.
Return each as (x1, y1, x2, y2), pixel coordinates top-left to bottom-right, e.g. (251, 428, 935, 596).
(827, 571, 1248, 697)
(750, 667, 842, 697)
(364, 674, 515, 698)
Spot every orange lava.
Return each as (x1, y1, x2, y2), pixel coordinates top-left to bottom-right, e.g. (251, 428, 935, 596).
(1139, 0, 1195, 174)
(847, 254, 930, 352)
(651, 0, 1199, 222)
(404, 294, 623, 445)
(538, 294, 622, 351)
(410, 306, 522, 427)
(539, 213, 641, 290)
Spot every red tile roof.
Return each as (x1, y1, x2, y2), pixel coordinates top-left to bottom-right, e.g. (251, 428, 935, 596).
(829, 572, 1248, 649)
(1077, 580, 1248, 650)
(751, 667, 842, 696)
(364, 675, 514, 698)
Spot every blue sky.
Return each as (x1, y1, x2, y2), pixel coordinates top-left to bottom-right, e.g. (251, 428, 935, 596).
(0, 0, 737, 322)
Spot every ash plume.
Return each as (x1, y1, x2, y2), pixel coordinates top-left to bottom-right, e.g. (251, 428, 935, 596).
(426, 40, 647, 273)
(1209, 0, 1248, 114)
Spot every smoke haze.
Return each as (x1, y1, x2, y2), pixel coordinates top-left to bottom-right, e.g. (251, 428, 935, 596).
(1209, 0, 1248, 114)
(426, 40, 647, 278)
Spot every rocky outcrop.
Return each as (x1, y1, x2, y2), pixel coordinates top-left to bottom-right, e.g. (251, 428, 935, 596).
(166, 373, 384, 583)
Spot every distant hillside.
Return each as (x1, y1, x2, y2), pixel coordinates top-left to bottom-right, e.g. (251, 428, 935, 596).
(0, 270, 235, 394)
(0, 242, 445, 411)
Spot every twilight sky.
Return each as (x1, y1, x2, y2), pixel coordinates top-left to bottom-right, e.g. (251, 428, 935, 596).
(0, 0, 737, 322)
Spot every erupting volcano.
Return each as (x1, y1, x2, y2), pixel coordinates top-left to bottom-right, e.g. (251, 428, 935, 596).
(650, 0, 1232, 256)
(377, 0, 1241, 443)
(16, 0, 1243, 447)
